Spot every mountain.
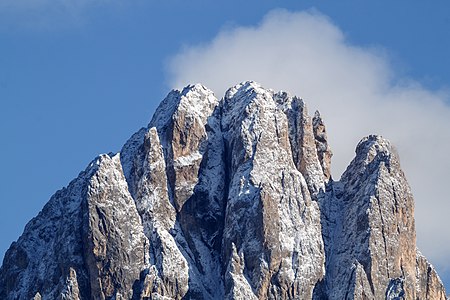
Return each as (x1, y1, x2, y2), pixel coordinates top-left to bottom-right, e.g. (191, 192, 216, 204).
(0, 81, 447, 300)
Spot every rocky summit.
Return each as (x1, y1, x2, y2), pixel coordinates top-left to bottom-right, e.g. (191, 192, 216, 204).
(0, 81, 447, 300)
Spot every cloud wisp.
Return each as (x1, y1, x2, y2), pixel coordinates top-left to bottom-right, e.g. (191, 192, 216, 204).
(168, 9, 450, 273)
(0, 0, 121, 30)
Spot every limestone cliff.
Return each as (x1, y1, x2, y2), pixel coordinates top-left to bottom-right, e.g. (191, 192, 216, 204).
(0, 82, 447, 299)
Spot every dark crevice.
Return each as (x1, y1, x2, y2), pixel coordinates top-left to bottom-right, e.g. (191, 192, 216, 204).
(176, 104, 227, 298)
(161, 122, 177, 211)
(426, 265, 432, 298)
(284, 97, 300, 172)
(316, 180, 339, 299)
(274, 114, 281, 144)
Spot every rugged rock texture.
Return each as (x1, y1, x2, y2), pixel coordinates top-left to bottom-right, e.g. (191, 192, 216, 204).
(221, 83, 324, 299)
(0, 81, 447, 299)
(83, 154, 148, 300)
(0, 153, 147, 300)
(312, 111, 332, 182)
(318, 135, 436, 300)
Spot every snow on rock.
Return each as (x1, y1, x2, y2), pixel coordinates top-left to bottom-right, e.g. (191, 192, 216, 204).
(319, 135, 447, 299)
(273, 90, 326, 197)
(0, 153, 148, 300)
(415, 250, 448, 300)
(221, 81, 325, 299)
(0, 82, 447, 300)
(120, 83, 226, 299)
(82, 153, 148, 300)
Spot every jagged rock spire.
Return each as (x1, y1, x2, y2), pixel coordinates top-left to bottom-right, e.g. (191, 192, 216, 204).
(320, 135, 447, 299)
(313, 110, 333, 181)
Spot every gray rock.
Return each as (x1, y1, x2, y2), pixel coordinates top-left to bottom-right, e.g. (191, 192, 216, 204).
(0, 82, 446, 300)
(82, 153, 147, 300)
(312, 110, 332, 182)
(320, 135, 447, 300)
(221, 82, 325, 299)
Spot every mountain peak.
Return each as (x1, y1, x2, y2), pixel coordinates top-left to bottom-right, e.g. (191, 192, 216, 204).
(0, 82, 446, 300)
(150, 83, 218, 132)
(356, 134, 394, 157)
(224, 80, 272, 99)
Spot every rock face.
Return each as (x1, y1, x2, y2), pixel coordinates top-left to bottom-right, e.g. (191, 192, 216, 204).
(317, 135, 446, 300)
(221, 84, 324, 299)
(0, 81, 447, 300)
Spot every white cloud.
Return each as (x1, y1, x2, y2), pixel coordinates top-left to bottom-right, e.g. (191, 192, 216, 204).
(167, 9, 450, 274)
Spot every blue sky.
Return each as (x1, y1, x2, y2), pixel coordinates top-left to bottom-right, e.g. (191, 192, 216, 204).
(1, 0, 449, 291)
